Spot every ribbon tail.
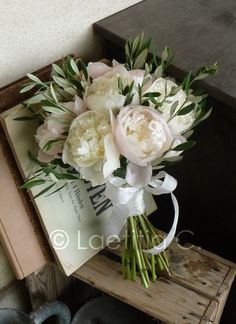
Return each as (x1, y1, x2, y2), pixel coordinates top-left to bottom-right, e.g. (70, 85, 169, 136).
(143, 193, 179, 255)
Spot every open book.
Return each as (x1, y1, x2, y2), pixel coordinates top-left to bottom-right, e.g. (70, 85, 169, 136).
(1, 104, 157, 276)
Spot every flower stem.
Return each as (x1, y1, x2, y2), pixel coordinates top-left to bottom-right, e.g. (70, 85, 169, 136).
(122, 214, 170, 287)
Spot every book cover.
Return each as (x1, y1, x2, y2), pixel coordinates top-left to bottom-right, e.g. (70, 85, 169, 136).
(1, 104, 157, 276)
(0, 134, 48, 279)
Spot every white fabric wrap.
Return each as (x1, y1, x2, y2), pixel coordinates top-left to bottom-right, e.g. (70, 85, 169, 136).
(105, 171, 179, 255)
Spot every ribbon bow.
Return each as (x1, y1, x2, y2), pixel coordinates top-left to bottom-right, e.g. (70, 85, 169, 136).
(105, 170, 179, 255)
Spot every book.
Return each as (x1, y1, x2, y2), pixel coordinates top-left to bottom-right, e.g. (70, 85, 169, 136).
(0, 131, 49, 279)
(1, 104, 157, 276)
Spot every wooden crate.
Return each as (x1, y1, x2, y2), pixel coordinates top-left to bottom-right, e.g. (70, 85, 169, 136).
(74, 239, 236, 324)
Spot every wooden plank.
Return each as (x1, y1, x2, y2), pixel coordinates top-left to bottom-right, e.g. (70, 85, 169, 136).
(192, 246, 236, 270)
(26, 263, 71, 309)
(94, 0, 236, 109)
(74, 254, 212, 324)
(106, 239, 230, 300)
(167, 243, 229, 299)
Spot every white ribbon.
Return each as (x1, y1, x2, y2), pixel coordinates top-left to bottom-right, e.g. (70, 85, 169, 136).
(105, 171, 179, 255)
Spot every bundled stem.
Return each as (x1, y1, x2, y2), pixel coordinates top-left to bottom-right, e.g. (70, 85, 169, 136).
(122, 213, 170, 288)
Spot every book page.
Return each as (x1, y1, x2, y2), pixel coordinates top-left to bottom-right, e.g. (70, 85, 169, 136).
(1, 105, 157, 275)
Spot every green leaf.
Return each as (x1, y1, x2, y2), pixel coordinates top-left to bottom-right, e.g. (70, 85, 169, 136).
(52, 76, 71, 89)
(26, 93, 45, 104)
(154, 65, 163, 79)
(20, 83, 36, 93)
(52, 63, 66, 78)
(43, 139, 63, 151)
(172, 141, 196, 151)
(13, 116, 37, 121)
(118, 77, 123, 92)
(41, 100, 64, 114)
(50, 83, 58, 102)
(170, 100, 179, 117)
(161, 46, 169, 61)
(177, 103, 195, 115)
(70, 58, 80, 75)
(193, 73, 210, 81)
(161, 156, 183, 166)
(143, 92, 161, 98)
(77, 59, 88, 81)
(34, 183, 56, 199)
(183, 130, 194, 139)
(21, 179, 46, 190)
(27, 73, 45, 86)
(182, 72, 192, 91)
(134, 48, 148, 69)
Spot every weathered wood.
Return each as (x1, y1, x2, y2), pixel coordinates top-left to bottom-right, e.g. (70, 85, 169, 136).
(26, 263, 71, 309)
(106, 240, 230, 300)
(74, 238, 236, 323)
(74, 254, 211, 324)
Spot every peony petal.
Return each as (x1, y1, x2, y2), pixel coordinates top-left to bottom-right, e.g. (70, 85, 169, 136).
(62, 101, 75, 112)
(115, 106, 173, 166)
(87, 94, 126, 116)
(103, 133, 120, 178)
(80, 165, 105, 186)
(129, 69, 145, 85)
(126, 163, 152, 187)
(112, 59, 121, 67)
(87, 62, 112, 79)
(74, 95, 87, 115)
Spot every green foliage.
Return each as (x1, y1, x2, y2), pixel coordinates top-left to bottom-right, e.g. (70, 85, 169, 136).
(21, 151, 81, 198)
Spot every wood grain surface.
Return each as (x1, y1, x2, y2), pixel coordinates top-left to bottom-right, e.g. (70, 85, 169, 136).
(74, 239, 236, 323)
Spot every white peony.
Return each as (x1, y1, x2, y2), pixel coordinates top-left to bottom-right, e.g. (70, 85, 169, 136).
(115, 105, 173, 166)
(62, 111, 120, 186)
(145, 78, 195, 135)
(86, 65, 145, 116)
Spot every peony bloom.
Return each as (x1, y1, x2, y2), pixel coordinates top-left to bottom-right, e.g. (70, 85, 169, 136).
(87, 61, 112, 79)
(145, 78, 195, 135)
(36, 96, 87, 162)
(62, 111, 120, 186)
(86, 65, 145, 116)
(115, 105, 173, 166)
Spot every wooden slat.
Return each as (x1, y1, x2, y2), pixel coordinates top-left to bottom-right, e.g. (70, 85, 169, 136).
(26, 263, 71, 309)
(106, 239, 230, 300)
(192, 246, 236, 270)
(168, 243, 229, 299)
(74, 254, 211, 324)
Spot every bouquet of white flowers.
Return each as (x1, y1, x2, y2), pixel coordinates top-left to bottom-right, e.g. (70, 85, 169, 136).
(19, 34, 217, 287)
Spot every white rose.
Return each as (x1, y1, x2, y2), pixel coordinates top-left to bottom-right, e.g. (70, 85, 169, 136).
(145, 78, 195, 135)
(115, 105, 173, 166)
(86, 65, 144, 116)
(62, 111, 120, 186)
